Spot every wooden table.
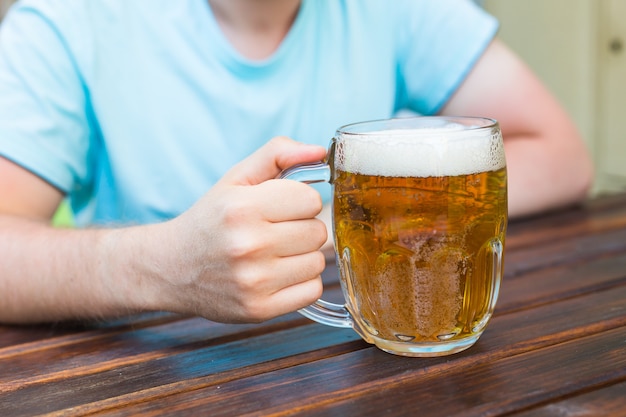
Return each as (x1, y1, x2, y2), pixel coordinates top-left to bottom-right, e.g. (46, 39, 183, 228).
(2, 193, 626, 416)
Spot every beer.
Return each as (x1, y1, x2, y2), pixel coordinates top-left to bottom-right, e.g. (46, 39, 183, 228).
(332, 128, 507, 349)
(281, 116, 507, 356)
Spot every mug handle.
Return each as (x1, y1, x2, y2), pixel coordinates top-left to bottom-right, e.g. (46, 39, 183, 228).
(278, 149, 354, 329)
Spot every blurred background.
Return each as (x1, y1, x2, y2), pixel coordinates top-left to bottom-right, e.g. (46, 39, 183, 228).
(0, 0, 10, 17)
(484, 0, 626, 196)
(0, 0, 625, 198)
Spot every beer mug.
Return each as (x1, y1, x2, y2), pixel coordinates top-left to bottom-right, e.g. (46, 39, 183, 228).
(280, 116, 507, 357)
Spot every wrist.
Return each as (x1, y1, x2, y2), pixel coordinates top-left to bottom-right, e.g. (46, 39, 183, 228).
(96, 224, 170, 315)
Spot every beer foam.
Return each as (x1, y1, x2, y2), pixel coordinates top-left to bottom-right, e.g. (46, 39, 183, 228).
(336, 127, 505, 177)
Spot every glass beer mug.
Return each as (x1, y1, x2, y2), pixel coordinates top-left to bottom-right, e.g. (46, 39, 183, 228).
(280, 116, 507, 357)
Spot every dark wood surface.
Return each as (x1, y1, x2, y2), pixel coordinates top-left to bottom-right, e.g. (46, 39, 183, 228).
(2, 193, 626, 416)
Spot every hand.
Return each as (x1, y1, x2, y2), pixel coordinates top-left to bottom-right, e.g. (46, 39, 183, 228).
(148, 137, 329, 323)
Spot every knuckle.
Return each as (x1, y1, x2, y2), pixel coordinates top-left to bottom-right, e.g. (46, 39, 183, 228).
(232, 265, 265, 293)
(240, 298, 272, 322)
(282, 181, 322, 211)
(231, 270, 273, 322)
(220, 198, 253, 226)
(220, 222, 265, 262)
(227, 235, 263, 260)
(269, 136, 290, 147)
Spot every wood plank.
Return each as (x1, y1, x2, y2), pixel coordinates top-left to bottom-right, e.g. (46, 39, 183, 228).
(508, 381, 626, 417)
(497, 251, 626, 314)
(11, 284, 625, 416)
(0, 325, 364, 416)
(506, 193, 626, 250)
(504, 226, 626, 279)
(86, 326, 626, 417)
(0, 313, 315, 391)
(0, 312, 179, 349)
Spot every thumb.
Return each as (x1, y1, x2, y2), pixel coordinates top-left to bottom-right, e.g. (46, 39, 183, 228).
(219, 137, 327, 186)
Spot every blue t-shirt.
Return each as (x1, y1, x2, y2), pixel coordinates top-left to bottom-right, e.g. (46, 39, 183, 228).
(0, 0, 498, 226)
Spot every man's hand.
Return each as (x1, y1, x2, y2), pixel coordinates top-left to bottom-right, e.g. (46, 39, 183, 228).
(127, 137, 329, 323)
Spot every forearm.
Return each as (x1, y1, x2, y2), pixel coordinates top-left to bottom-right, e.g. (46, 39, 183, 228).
(504, 132, 594, 219)
(0, 215, 159, 323)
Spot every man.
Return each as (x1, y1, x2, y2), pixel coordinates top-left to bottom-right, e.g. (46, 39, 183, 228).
(0, 0, 593, 323)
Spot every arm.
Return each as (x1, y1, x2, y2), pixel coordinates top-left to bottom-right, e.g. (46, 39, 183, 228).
(0, 138, 328, 324)
(441, 38, 594, 219)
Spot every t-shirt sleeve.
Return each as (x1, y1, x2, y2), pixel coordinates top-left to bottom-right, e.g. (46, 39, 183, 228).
(395, 0, 499, 115)
(0, 2, 94, 194)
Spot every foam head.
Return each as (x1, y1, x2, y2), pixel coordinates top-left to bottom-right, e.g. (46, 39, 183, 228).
(335, 123, 505, 177)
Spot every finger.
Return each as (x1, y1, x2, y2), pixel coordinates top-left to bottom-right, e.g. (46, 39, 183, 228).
(230, 251, 325, 321)
(219, 137, 327, 186)
(252, 253, 326, 320)
(261, 218, 328, 257)
(235, 248, 326, 293)
(268, 274, 324, 318)
(252, 179, 324, 222)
